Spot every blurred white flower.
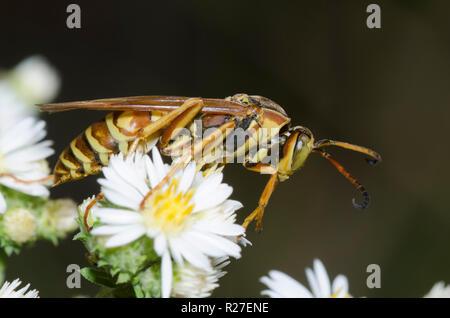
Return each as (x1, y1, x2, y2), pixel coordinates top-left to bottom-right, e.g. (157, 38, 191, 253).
(424, 281, 450, 298)
(0, 55, 60, 129)
(172, 257, 229, 298)
(3, 207, 37, 243)
(87, 149, 245, 298)
(9, 55, 60, 104)
(0, 278, 39, 298)
(0, 117, 54, 214)
(43, 198, 79, 233)
(260, 259, 351, 298)
(0, 82, 30, 131)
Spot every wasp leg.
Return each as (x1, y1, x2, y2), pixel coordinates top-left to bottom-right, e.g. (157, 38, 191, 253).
(140, 98, 204, 138)
(127, 137, 143, 157)
(84, 192, 104, 231)
(242, 172, 279, 232)
(140, 119, 236, 209)
(159, 100, 205, 149)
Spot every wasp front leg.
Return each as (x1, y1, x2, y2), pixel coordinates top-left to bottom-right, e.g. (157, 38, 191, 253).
(242, 160, 279, 231)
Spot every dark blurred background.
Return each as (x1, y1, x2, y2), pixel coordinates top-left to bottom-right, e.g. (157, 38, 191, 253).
(1, 0, 449, 297)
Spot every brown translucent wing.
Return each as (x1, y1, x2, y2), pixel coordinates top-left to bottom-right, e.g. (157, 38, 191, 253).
(38, 96, 250, 116)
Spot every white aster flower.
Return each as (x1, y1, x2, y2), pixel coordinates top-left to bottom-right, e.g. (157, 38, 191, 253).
(0, 56, 60, 129)
(0, 278, 39, 298)
(88, 149, 245, 298)
(43, 198, 79, 233)
(172, 257, 229, 298)
(260, 259, 351, 298)
(0, 82, 31, 131)
(424, 281, 450, 298)
(9, 55, 60, 104)
(0, 117, 54, 214)
(3, 207, 37, 243)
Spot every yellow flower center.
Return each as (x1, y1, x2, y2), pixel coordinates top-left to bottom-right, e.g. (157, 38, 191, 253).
(331, 287, 350, 298)
(142, 178, 195, 236)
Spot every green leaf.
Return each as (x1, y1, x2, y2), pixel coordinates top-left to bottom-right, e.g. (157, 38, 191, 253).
(116, 272, 131, 284)
(80, 267, 117, 288)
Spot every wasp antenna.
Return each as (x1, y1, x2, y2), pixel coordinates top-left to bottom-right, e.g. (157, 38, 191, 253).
(313, 148, 370, 210)
(314, 139, 382, 166)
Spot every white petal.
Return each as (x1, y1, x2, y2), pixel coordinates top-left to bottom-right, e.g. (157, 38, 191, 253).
(261, 270, 314, 298)
(91, 225, 139, 235)
(193, 172, 223, 198)
(100, 187, 141, 210)
(94, 208, 142, 225)
(331, 274, 349, 297)
(175, 239, 211, 270)
(144, 155, 160, 188)
(153, 235, 167, 256)
(4, 140, 54, 164)
(313, 259, 331, 297)
(0, 193, 6, 214)
(186, 231, 241, 259)
(177, 162, 196, 194)
(305, 268, 321, 298)
(152, 148, 166, 181)
(0, 178, 49, 197)
(104, 226, 146, 248)
(195, 221, 245, 237)
(168, 239, 184, 265)
(193, 184, 232, 212)
(161, 251, 172, 298)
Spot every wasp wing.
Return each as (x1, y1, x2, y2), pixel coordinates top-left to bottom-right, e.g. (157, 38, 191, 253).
(38, 96, 249, 116)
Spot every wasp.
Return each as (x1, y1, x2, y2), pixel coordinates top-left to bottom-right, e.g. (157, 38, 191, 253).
(39, 94, 381, 231)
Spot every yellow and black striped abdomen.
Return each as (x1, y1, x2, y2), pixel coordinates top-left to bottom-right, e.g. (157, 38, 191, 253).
(53, 110, 155, 186)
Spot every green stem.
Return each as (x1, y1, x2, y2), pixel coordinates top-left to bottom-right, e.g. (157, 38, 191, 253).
(0, 250, 6, 284)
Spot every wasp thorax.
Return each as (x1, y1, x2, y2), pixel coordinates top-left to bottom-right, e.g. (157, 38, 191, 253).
(226, 93, 288, 116)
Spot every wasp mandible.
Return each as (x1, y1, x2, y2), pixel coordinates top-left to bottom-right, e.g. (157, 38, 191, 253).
(38, 94, 381, 231)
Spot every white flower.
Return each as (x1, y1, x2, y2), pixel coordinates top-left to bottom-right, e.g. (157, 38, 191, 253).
(0, 82, 31, 131)
(87, 149, 245, 298)
(3, 207, 37, 243)
(172, 257, 229, 298)
(9, 55, 60, 104)
(0, 279, 39, 298)
(0, 117, 54, 214)
(260, 259, 351, 298)
(0, 56, 60, 130)
(43, 198, 79, 233)
(424, 281, 450, 298)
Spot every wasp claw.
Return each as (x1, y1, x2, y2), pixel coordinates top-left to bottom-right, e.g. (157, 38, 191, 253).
(365, 158, 380, 166)
(352, 191, 370, 210)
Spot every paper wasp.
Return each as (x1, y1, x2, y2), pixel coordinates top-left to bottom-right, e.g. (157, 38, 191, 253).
(39, 94, 381, 231)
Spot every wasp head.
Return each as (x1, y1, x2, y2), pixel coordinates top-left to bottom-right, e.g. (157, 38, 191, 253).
(277, 126, 315, 180)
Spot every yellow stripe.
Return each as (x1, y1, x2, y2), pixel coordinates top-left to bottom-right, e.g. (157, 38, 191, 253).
(105, 112, 133, 142)
(85, 126, 112, 154)
(99, 153, 109, 165)
(70, 139, 92, 163)
(60, 155, 79, 170)
(119, 141, 129, 154)
(70, 169, 83, 179)
(82, 162, 92, 174)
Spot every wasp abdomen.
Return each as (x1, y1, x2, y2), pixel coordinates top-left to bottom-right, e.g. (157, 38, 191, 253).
(53, 111, 153, 186)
